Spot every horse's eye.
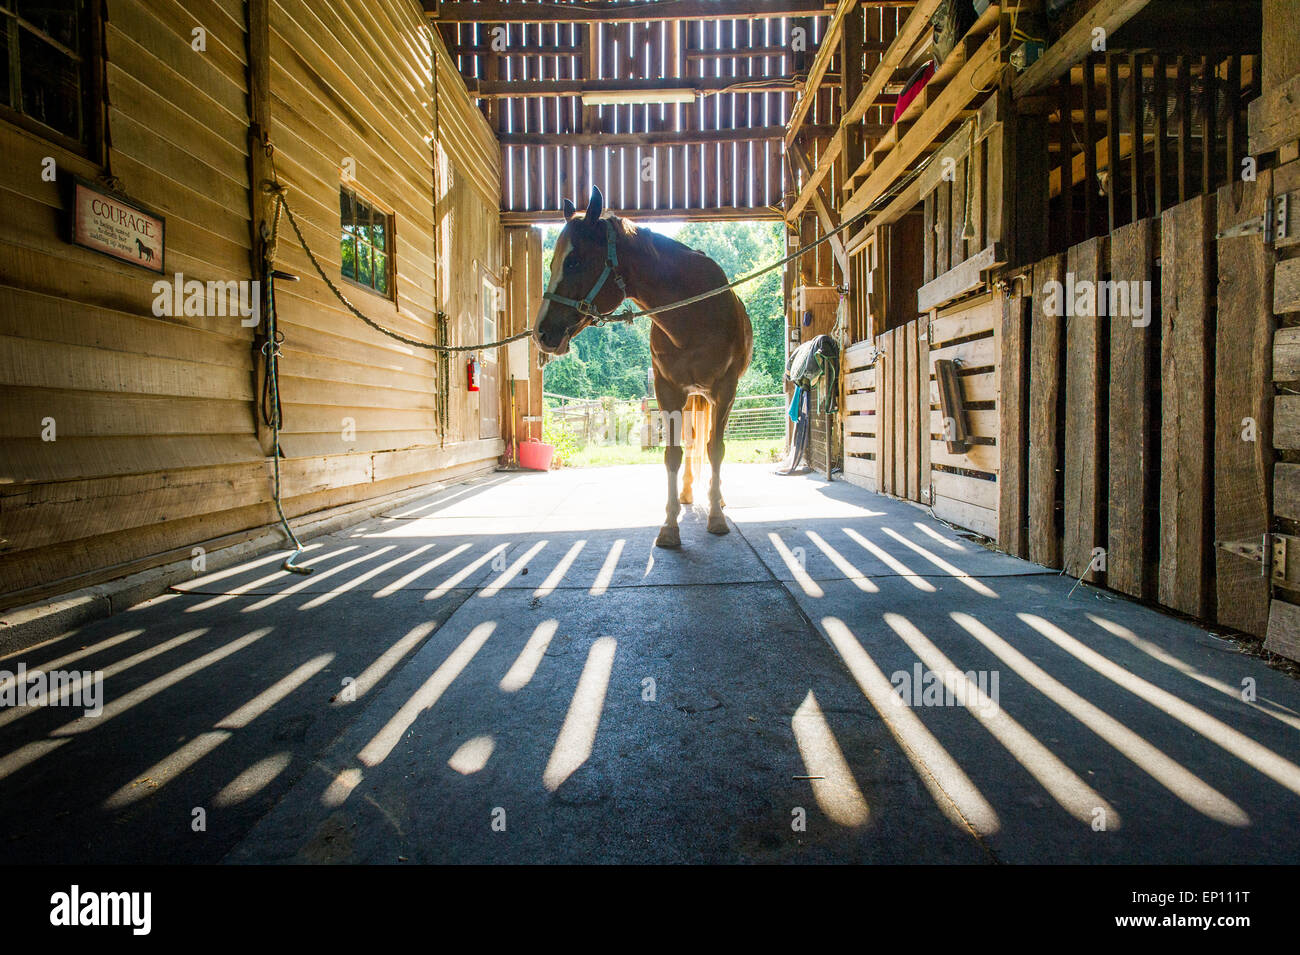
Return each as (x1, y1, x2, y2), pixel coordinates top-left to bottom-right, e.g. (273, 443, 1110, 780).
(564, 257, 581, 272)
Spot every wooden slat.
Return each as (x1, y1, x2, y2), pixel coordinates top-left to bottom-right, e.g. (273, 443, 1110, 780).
(1159, 194, 1216, 618)
(1063, 237, 1106, 582)
(1029, 255, 1065, 569)
(1013, 0, 1152, 99)
(1215, 174, 1275, 637)
(1264, 599, 1300, 663)
(1108, 217, 1157, 600)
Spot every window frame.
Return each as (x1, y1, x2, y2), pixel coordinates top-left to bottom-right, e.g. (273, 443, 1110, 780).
(0, 0, 106, 161)
(480, 267, 502, 361)
(339, 182, 397, 302)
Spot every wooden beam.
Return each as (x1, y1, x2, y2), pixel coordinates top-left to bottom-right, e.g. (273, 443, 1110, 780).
(499, 126, 792, 147)
(428, 0, 838, 24)
(838, 0, 946, 132)
(788, 142, 847, 275)
(786, 0, 860, 145)
(1013, 0, 1152, 99)
(500, 206, 784, 225)
(841, 31, 1001, 221)
(468, 76, 803, 98)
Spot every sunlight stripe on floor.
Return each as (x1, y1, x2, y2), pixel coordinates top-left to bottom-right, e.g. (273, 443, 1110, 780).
(1088, 614, 1300, 733)
(103, 653, 333, 808)
(821, 616, 999, 834)
(356, 622, 497, 771)
(805, 530, 879, 592)
(298, 545, 434, 609)
(841, 528, 937, 592)
(912, 522, 966, 551)
(881, 528, 997, 597)
(0, 629, 271, 782)
(544, 637, 617, 791)
(589, 540, 625, 596)
(1020, 613, 1300, 798)
(792, 690, 870, 826)
(952, 612, 1248, 826)
(242, 548, 396, 613)
(179, 544, 325, 592)
(373, 544, 470, 598)
(448, 735, 495, 775)
(886, 612, 1116, 827)
(0, 629, 207, 730)
(480, 541, 549, 597)
(769, 532, 823, 597)
(213, 751, 293, 807)
(0, 628, 143, 672)
(500, 620, 559, 692)
(425, 544, 511, 599)
(332, 622, 438, 707)
(185, 546, 359, 612)
(535, 540, 587, 597)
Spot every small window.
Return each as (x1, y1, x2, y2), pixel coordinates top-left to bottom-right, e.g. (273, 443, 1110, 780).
(481, 275, 500, 356)
(340, 185, 394, 298)
(0, 0, 99, 150)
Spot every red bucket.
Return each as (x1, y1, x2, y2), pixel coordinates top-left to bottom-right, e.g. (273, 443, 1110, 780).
(517, 440, 555, 471)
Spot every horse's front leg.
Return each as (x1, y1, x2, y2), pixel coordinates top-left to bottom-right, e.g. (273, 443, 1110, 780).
(655, 386, 687, 549)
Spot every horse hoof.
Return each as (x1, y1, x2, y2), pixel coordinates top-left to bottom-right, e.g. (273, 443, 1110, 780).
(707, 515, 729, 535)
(679, 490, 694, 505)
(656, 526, 682, 549)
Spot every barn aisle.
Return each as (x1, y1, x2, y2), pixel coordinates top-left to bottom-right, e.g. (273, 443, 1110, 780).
(4, 466, 1299, 864)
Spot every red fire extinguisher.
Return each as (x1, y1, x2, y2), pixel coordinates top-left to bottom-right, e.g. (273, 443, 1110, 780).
(466, 355, 480, 392)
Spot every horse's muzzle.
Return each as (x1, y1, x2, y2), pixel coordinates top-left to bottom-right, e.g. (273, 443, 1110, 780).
(534, 323, 571, 355)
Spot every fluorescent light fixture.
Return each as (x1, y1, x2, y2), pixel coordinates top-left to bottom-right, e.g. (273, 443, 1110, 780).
(581, 88, 697, 107)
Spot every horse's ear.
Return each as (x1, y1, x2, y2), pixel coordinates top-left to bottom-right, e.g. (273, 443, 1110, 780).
(584, 186, 604, 223)
(562, 198, 576, 219)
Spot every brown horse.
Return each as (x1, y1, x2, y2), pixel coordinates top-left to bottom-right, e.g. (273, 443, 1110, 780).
(533, 187, 753, 548)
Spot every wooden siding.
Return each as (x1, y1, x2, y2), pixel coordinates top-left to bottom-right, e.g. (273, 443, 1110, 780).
(0, 0, 509, 607)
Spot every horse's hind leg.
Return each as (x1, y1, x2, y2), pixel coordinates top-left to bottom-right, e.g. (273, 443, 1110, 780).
(655, 381, 687, 549)
(706, 386, 735, 535)
(679, 397, 696, 506)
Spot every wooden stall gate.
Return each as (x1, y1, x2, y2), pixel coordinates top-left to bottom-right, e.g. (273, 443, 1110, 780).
(997, 179, 1288, 640)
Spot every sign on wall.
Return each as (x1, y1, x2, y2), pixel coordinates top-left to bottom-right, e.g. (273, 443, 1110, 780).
(69, 177, 165, 273)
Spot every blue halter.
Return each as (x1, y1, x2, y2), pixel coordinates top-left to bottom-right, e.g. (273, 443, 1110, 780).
(542, 218, 627, 319)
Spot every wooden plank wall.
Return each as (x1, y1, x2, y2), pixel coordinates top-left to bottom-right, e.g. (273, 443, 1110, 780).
(0, 0, 261, 599)
(927, 293, 999, 539)
(1001, 188, 1280, 638)
(1268, 156, 1300, 661)
(0, 0, 509, 606)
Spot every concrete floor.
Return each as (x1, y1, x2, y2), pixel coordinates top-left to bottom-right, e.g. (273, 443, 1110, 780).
(3, 464, 1299, 864)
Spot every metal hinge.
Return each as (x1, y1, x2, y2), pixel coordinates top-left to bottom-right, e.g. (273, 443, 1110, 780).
(1216, 193, 1288, 243)
(1215, 533, 1287, 581)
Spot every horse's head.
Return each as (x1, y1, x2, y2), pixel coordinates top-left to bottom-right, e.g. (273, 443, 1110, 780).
(534, 187, 624, 355)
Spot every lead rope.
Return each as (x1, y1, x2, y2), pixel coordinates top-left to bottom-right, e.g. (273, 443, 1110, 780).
(261, 230, 313, 575)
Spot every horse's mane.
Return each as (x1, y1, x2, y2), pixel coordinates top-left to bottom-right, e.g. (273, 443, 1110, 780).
(604, 212, 711, 264)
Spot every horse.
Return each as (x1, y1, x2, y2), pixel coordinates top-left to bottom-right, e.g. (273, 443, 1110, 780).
(533, 187, 753, 549)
